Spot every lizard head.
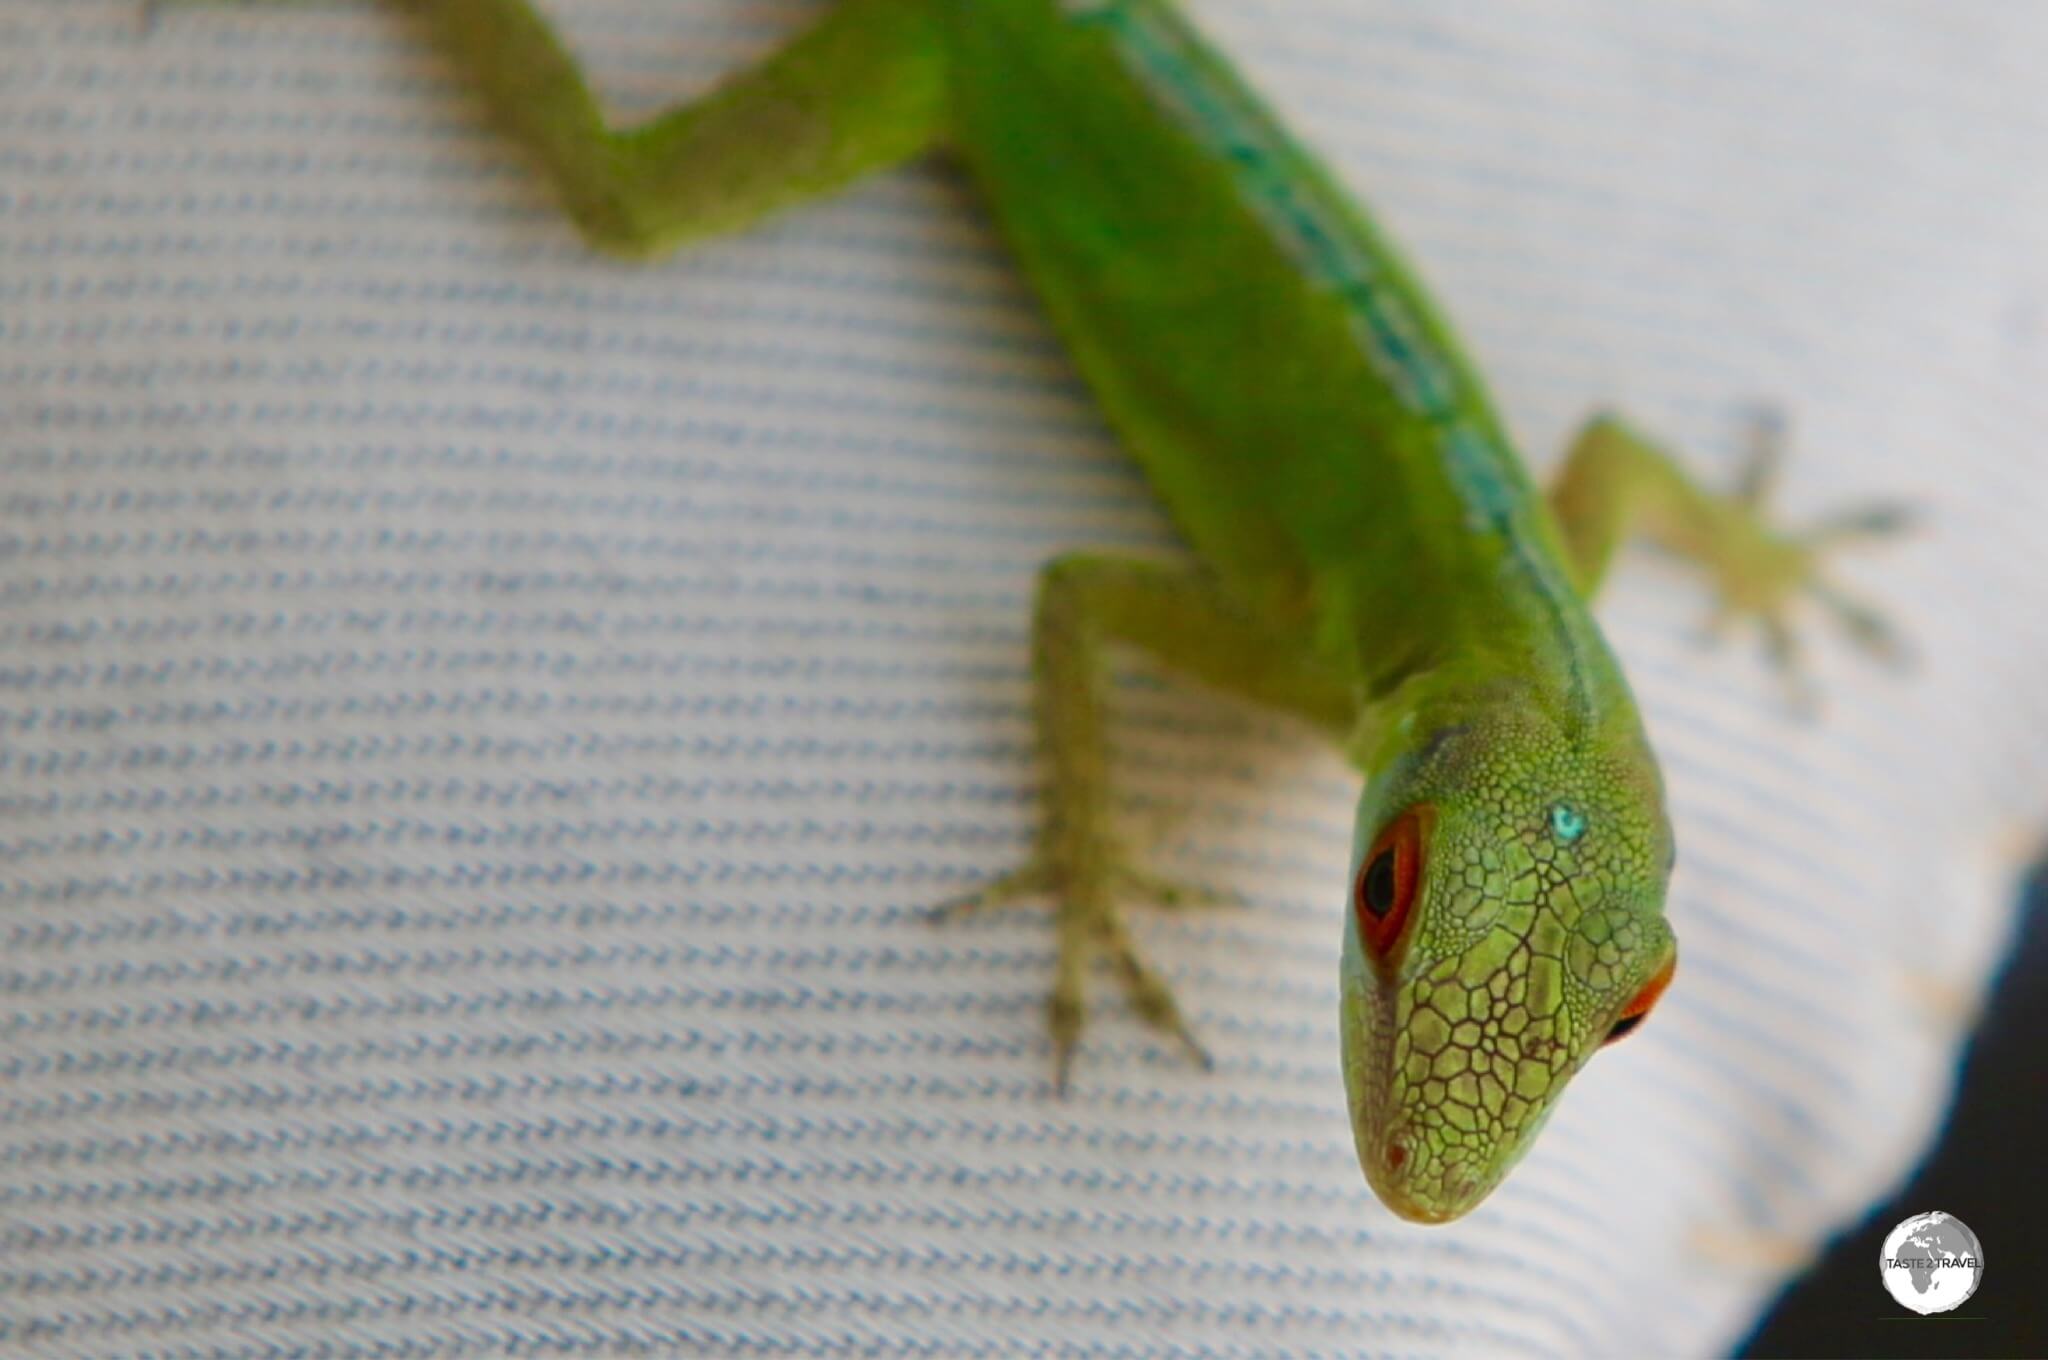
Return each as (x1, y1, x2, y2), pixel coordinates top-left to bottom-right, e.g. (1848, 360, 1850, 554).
(1338, 702, 1677, 1223)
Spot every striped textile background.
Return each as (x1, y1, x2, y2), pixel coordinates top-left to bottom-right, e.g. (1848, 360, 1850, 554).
(4, 1, 2046, 1355)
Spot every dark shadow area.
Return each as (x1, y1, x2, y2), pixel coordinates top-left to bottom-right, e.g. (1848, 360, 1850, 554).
(1739, 858, 2046, 1358)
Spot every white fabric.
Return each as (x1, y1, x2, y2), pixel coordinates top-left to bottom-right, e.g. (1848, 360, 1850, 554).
(4, 1, 2046, 1354)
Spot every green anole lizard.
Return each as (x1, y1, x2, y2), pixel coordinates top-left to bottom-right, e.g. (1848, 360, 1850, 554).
(162, 0, 1908, 1223)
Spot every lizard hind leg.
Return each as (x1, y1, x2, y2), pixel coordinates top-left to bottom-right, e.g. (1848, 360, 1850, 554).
(932, 553, 1358, 1093)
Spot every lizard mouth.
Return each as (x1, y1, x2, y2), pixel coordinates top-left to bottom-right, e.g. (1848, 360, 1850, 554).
(1363, 1123, 1494, 1224)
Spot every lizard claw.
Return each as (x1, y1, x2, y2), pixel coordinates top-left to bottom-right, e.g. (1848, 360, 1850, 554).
(926, 863, 1053, 921)
(1806, 577, 1913, 670)
(1799, 501, 1919, 545)
(1757, 611, 1821, 718)
(1732, 404, 1789, 508)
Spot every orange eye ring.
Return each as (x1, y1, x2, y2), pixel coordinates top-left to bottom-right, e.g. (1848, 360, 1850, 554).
(1603, 950, 1677, 1046)
(1355, 806, 1428, 962)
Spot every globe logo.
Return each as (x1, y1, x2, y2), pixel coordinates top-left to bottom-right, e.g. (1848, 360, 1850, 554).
(1878, 1211, 1983, 1315)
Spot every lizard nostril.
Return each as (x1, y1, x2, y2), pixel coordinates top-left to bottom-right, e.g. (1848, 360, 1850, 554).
(1385, 1137, 1409, 1172)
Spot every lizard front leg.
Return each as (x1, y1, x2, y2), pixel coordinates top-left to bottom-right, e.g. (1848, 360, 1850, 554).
(1547, 411, 1913, 701)
(936, 553, 1358, 1090)
(150, 0, 950, 258)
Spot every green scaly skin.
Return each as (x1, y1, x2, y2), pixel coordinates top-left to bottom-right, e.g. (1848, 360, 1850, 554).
(165, 0, 1909, 1222)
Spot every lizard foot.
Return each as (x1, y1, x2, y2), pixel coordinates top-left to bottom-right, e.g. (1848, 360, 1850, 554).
(1699, 408, 1916, 709)
(931, 839, 1232, 1092)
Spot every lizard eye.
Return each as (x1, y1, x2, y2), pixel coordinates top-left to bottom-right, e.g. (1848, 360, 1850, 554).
(1355, 807, 1426, 959)
(1603, 951, 1677, 1046)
